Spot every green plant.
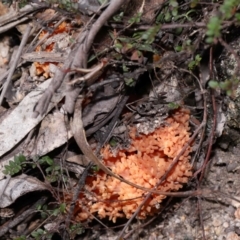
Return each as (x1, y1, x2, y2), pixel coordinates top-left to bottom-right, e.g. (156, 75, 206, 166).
(124, 77, 136, 87)
(31, 228, 53, 240)
(29, 203, 67, 239)
(174, 9, 196, 21)
(3, 154, 65, 183)
(190, 0, 199, 8)
(188, 54, 202, 70)
(3, 155, 26, 175)
(169, 0, 179, 17)
(91, 165, 100, 172)
(109, 138, 118, 147)
(59, 0, 78, 12)
(98, 0, 107, 4)
(13, 236, 26, 240)
(206, 0, 239, 43)
(156, 0, 179, 23)
(168, 102, 180, 109)
(35, 156, 62, 183)
(236, 13, 240, 22)
(206, 16, 222, 43)
(220, 0, 239, 19)
(37, 203, 66, 219)
(139, 25, 161, 44)
(128, 12, 142, 25)
(18, 0, 28, 8)
(208, 78, 240, 96)
(175, 39, 194, 52)
(111, 32, 156, 55)
(113, 11, 124, 21)
(69, 223, 85, 239)
(122, 64, 136, 87)
(44, 0, 78, 13)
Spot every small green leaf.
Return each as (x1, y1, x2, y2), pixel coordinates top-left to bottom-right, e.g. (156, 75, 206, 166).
(172, 8, 178, 17)
(109, 138, 118, 147)
(46, 175, 57, 183)
(59, 203, 66, 213)
(188, 61, 195, 70)
(9, 161, 15, 167)
(190, 0, 199, 8)
(156, 12, 164, 23)
(52, 208, 60, 216)
(124, 78, 136, 87)
(45, 233, 53, 240)
(40, 211, 48, 219)
(92, 165, 100, 172)
(175, 46, 182, 52)
(195, 54, 202, 62)
(17, 155, 26, 162)
(42, 205, 48, 211)
(32, 163, 37, 169)
(138, 44, 155, 52)
(53, 165, 61, 171)
(206, 16, 222, 40)
(235, 13, 240, 21)
(226, 89, 233, 96)
(164, 11, 171, 22)
(40, 156, 53, 165)
(208, 80, 219, 88)
(45, 166, 53, 173)
(219, 81, 231, 90)
(186, 39, 192, 45)
(13, 236, 26, 240)
(122, 65, 129, 72)
(117, 37, 132, 43)
(113, 11, 124, 21)
(220, 0, 238, 19)
(31, 228, 45, 238)
(140, 25, 161, 44)
(206, 37, 214, 43)
(5, 165, 11, 170)
(170, 0, 178, 8)
(124, 43, 133, 51)
(114, 43, 123, 50)
(36, 204, 42, 211)
(70, 223, 85, 235)
(98, 0, 107, 4)
(168, 102, 179, 109)
(175, 27, 183, 35)
(128, 12, 142, 25)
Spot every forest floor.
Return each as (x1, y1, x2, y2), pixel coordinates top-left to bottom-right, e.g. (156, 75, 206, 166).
(0, 0, 240, 239)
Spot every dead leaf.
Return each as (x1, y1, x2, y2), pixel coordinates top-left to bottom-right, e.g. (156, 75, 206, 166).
(0, 79, 65, 179)
(0, 2, 8, 16)
(35, 9, 56, 22)
(29, 111, 71, 156)
(0, 174, 48, 208)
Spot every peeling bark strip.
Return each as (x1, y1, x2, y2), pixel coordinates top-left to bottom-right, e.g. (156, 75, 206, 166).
(21, 52, 67, 63)
(32, 0, 126, 117)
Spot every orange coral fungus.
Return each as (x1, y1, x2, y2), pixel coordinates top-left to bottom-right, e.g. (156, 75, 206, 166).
(34, 22, 71, 78)
(73, 108, 192, 223)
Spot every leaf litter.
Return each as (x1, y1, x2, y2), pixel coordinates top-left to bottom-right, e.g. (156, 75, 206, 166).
(0, 0, 240, 239)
